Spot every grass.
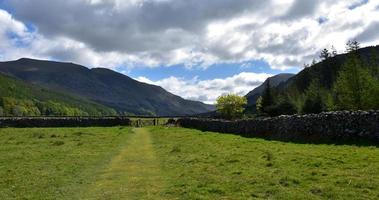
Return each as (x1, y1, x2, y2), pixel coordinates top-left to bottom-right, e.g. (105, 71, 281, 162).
(150, 127, 379, 200)
(0, 127, 133, 199)
(0, 126, 378, 199)
(83, 128, 164, 199)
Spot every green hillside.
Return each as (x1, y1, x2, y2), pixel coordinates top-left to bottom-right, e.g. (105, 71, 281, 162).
(0, 73, 116, 116)
(0, 58, 215, 116)
(247, 44, 379, 116)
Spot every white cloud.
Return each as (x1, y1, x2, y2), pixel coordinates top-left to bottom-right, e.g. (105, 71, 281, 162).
(0, 0, 378, 69)
(136, 72, 272, 104)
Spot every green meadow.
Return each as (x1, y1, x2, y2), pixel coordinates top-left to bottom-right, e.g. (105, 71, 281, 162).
(0, 126, 378, 199)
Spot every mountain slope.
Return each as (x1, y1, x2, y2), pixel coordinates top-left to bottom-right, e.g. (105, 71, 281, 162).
(0, 58, 214, 116)
(245, 73, 295, 106)
(0, 72, 116, 116)
(244, 45, 379, 114)
(280, 45, 379, 94)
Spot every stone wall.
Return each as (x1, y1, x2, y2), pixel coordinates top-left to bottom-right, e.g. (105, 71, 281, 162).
(0, 117, 132, 128)
(176, 110, 379, 144)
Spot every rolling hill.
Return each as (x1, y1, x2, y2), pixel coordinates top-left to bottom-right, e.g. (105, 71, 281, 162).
(0, 58, 215, 116)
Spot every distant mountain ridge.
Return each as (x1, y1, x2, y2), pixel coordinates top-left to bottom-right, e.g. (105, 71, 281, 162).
(0, 58, 215, 116)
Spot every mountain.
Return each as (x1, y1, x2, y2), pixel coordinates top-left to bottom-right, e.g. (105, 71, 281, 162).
(245, 73, 295, 106)
(279, 45, 379, 94)
(0, 72, 116, 116)
(245, 45, 379, 114)
(0, 58, 215, 116)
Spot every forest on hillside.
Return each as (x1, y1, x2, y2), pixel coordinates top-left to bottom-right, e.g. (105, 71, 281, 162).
(0, 74, 116, 117)
(215, 41, 379, 120)
(255, 41, 379, 117)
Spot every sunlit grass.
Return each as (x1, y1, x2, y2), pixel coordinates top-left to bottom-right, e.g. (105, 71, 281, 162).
(150, 127, 379, 200)
(0, 126, 378, 199)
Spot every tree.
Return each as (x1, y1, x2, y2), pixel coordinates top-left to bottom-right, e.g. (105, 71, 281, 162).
(256, 96, 263, 114)
(0, 106, 3, 116)
(302, 79, 325, 114)
(265, 98, 297, 117)
(216, 94, 247, 119)
(369, 48, 379, 78)
(331, 46, 338, 57)
(346, 40, 360, 53)
(311, 59, 317, 66)
(261, 80, 274, 110)
(334, 45, 379, 110)
(303, 95, 324, 114)
(320, 48, 330, 61)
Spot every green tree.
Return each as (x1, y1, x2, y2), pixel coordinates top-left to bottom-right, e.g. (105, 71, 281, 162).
(302, 79, 325, 114)
(216, 94, 247, 119)
(334, 42, 379, 110)
(256, 96, 263, 114)
(0, 106, 3, 116)
(261, 80, 274, 111)
(369, 48, 379, 78)
(265, 97, 297, 117)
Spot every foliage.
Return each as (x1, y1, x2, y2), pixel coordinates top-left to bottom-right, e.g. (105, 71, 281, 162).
(261, 80, 274, 109)
(265, 98, 297, 117)
(0, 73, 116, 116)
(302, 80, 326, 114)
(346, 40, 360, 52)
(319, 48, 330, 61)
(334, 45, 379, 110)
(2, 97, 41, 116)
(263, 41, 379, 116)
(255, 96, 263, 114)
(216, 94, 247, 119)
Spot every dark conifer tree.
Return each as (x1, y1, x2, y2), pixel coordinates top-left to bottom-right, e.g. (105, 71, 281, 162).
(320, 48, 330, 61)
(261, 79, 274, 109)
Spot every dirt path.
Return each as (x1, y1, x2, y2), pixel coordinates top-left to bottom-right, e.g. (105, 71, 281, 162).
(83, 128, 164, 200)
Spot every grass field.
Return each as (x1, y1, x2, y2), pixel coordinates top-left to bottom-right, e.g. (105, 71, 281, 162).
(0, 126, 378, 199)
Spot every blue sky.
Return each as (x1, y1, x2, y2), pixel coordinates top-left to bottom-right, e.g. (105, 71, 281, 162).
(0, 0, 378, 103)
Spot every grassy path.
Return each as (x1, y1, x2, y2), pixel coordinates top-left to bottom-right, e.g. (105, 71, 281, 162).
(83, 128, 165, 200)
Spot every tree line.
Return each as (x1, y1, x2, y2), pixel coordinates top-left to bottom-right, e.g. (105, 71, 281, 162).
(0, 97, 91, 117)
(216, 41, 379, 119)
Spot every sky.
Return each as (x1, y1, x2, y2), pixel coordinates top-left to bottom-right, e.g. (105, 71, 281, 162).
(0, 0, 379, 104)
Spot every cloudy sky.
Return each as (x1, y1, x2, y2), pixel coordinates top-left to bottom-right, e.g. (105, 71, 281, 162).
(0, 0, 379, 104)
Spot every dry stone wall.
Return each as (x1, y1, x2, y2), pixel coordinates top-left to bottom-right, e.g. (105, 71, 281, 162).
(176, 110, 379, 144)
(0, 117, 132, 128)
